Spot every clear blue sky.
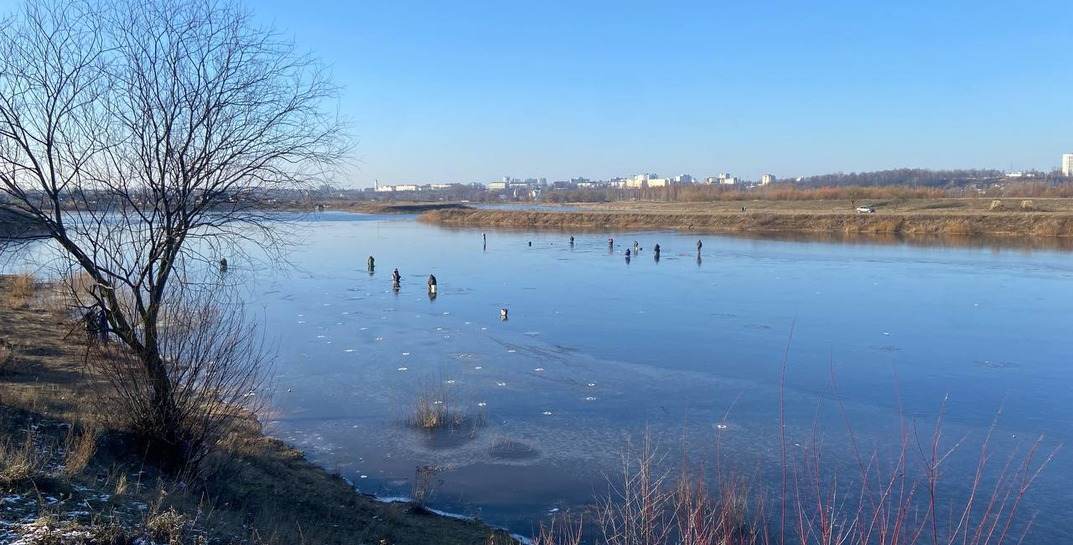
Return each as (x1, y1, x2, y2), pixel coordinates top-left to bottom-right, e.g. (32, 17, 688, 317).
(10, 1, 1073, 186)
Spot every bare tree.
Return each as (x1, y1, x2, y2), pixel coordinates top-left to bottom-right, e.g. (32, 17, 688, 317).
(0, 0, 346, 468)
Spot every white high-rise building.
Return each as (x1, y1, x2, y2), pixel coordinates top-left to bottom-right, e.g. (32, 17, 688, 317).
(760, 174, 776, 186)
(1062, 153, 1073, 177)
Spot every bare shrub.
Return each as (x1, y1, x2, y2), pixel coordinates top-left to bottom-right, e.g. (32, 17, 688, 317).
(597, 433, 676, 545)
(534, 513, 584, 545)
(90, 293, 269, 473)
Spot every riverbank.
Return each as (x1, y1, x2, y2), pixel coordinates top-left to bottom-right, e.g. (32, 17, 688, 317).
(280, 201, 472, 214)
(0, 276, 517, 545)
(0, 206, 45, 240)
(420, 198, 1073, 239)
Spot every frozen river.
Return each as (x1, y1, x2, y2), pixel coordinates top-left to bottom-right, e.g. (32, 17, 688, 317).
(6, 210, 1069, 540)
(251, 212, 1071, 540)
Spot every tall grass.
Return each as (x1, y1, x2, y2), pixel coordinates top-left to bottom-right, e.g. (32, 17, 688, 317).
(0, 429, 45, 485)
(4, 273, 34, 308)
(411, 387, 464, 430)
(61, 423, 98, 478)
(408, 380, 485, 432)
(539, 371, 1057, 545)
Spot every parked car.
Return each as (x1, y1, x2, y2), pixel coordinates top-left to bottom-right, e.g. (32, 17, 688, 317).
(855, 206, 876, 214)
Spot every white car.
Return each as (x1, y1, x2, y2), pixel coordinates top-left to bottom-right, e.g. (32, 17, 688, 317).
(855, 206, 876, 214)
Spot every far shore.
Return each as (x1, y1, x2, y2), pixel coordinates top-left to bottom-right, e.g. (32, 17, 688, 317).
(417, 197, 1073, 241)
(278, 201, 472, 215)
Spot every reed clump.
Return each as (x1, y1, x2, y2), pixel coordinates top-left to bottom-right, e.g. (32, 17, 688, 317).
(0, 429, 46, 485)
(4, 273, 35, 309)
(412, 394, 461, 430)
(61, 423, 98, 478)
(409, 384, 470, 431)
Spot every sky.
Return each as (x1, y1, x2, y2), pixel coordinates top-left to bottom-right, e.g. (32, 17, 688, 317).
(9, 1, 1073, 186)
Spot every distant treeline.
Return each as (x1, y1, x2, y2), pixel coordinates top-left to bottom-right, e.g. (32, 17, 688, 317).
(542, 182, 1073, 203)
(793, 168, 1007, 187)
(540, 185, 949, 203)
(539, 169, 1073, 203)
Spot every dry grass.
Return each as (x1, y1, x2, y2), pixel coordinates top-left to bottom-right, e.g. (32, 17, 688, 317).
(4, 273, 35, 308)
(412, 464, 442, 508)
(408, 383, 481, 432)
(0, 428, 46, 485)
(412, 394, 458, 430)
(0, 338, 14, 375)
(145, 506, 189, 545)
(422, 206, 1073, 240)
(61, 423, 98, 478)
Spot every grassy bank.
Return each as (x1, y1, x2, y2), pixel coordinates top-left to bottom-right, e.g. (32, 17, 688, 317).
(420, 199, 1073, 239)
(0, 275, 516, 545)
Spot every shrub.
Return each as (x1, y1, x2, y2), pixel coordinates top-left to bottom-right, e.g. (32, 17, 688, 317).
(89, 296, 268, 474)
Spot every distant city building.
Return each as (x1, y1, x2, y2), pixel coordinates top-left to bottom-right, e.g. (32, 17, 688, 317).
(487, 181, 508, 191)
(672, 174, 695, 184)
(625, 174, 670, 188)
(1063, 153, 1073, 177)
(760, 174, 776, 185)
(703, 173, 738, 185)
